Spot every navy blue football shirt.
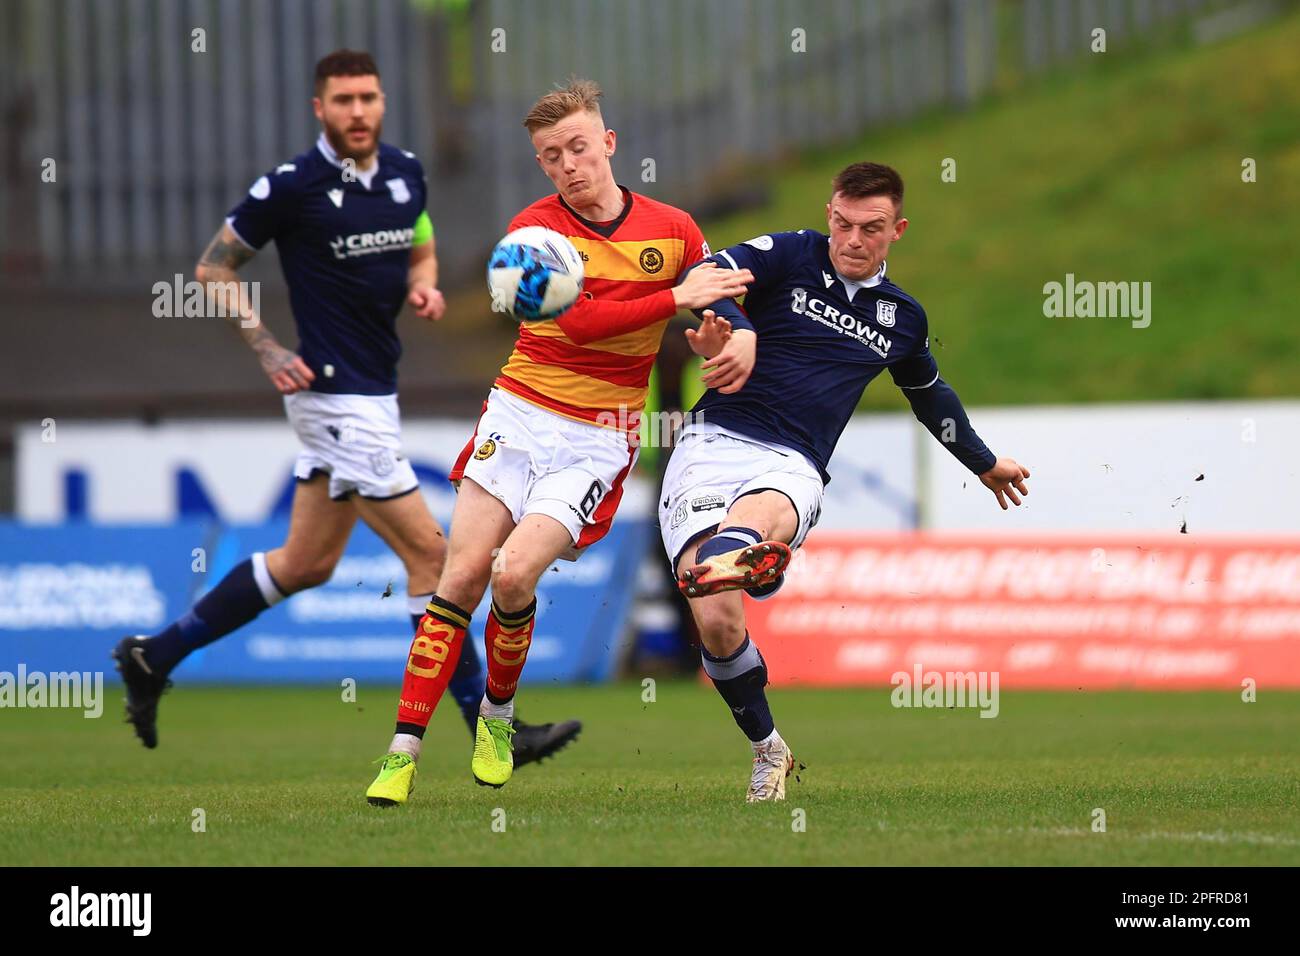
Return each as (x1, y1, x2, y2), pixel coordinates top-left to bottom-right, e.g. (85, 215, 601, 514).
(226, 134, 430, 395)
(692, 229, 995, 483)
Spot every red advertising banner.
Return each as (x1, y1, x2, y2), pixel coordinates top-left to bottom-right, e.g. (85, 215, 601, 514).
(747, 533, 1300, 689)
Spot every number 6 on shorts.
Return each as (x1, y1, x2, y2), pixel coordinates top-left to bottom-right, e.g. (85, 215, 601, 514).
(578, 479, 604, 519)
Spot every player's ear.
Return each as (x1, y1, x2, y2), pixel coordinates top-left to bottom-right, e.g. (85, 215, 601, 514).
(894, 217, 909, 240)
(312, 97, 323, 121)
(604, 128, 616, 156)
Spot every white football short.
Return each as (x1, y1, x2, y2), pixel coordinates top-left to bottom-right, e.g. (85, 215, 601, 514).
(284, 391, 419, 501)
(658, 422, 825, 570)
(450, 388, 637, 555)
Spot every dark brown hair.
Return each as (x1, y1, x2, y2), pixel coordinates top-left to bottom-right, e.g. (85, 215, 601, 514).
(831, 162, 904, 213)
(314, 49, 380, 96)
(523, 78, 603, 134)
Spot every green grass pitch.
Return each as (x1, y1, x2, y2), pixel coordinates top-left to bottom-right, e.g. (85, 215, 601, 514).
(2, 683, 1297, 865)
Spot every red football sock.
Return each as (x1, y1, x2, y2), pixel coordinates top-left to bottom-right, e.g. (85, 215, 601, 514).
(484, 599, 537, 703)
(395, 595, 471, 735)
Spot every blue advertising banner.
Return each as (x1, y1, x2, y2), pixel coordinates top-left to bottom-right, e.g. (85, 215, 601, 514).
(0, 521, 214, 678)
(0, 519, 649, 685)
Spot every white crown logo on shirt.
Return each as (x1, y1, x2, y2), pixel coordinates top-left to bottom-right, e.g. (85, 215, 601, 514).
(386, 178, 411, 204)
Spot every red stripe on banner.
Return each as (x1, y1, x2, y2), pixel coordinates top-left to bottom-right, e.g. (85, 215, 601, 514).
(746, 532, 1300, 690)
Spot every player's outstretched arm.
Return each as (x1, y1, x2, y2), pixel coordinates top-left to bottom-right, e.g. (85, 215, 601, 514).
(195, 222, 315, 395)
(891, 360, 1027, 499)
(553, 262, 753, 346)
(898, 375, 1031, 509)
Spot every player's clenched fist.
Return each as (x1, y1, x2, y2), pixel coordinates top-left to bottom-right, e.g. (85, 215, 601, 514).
(672, 262, 753, 311)
(979, 457, 1031, 510)
(408, 284, 446, 321)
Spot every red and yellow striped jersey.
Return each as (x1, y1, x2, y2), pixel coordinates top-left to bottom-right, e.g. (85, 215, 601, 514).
(494, 187, 708, 429)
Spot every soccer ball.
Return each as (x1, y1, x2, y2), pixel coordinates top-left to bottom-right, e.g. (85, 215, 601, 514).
(487, 227, 584, 321)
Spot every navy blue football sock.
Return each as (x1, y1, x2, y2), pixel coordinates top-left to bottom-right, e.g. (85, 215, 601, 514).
(694, 526, 764, 563)
(446, 628, 485, 732)
(701, 634, 775, 742)
(143, 554, 286, 674)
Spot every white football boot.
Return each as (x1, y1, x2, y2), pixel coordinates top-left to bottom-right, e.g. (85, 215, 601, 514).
(746, 733, 795, 803)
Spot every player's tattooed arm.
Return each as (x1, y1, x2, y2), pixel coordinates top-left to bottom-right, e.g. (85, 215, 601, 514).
(195, 223, 315, 394)
(198, 223, 256, 273)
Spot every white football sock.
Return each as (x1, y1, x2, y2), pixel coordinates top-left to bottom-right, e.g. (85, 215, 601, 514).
(479, 696, 514, 722)
(388, 733, 422, 761)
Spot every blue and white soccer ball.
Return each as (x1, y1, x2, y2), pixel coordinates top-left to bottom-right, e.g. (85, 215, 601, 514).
(487, 226, 585, 321)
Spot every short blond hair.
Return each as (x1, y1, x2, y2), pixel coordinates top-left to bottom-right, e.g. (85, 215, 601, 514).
(523, 78, 603, 135)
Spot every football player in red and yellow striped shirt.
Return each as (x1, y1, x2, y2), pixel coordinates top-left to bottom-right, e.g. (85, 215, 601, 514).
(365, 79, 751, 800)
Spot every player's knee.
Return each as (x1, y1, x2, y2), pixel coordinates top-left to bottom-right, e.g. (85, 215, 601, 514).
(436, 559, 490, 611)
(406, 533, 447, 583)
(693, 598, 747, 647)
(490, 565, 539, 612)
(277, 554, 339, 592)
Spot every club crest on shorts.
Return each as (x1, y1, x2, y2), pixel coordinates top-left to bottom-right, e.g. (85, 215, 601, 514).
(370, 450, 394, 477)
(474, 439, 497, 461)
(876, 300, 897, 328)
(670, 500, 688, 529)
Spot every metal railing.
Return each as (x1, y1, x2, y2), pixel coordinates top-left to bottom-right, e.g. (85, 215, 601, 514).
(0, 0, 1267, 287)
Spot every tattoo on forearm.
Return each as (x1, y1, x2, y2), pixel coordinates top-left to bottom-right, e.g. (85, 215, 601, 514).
(199, 228, 255, 271)
(197, 225, 272, 343)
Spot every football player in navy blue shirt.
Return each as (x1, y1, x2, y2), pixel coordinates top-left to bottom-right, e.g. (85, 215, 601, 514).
(113, 51, 580, 783)
(659, 162, 1030, 800)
